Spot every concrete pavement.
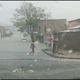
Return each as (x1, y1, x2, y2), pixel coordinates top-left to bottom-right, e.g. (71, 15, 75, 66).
(0, 39, 51, 59)
(0, 39, 80, 78)
(42, 48, 80, 59)
(40, 42, 80, 59)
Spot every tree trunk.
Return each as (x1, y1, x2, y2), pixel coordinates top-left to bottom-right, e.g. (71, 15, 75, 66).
(30, 25, 34, 42)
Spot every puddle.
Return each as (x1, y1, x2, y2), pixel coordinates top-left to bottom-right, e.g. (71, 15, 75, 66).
(29, 64, 33, 67)
(47, 68, 50, 71)
(28, 69, 34, 73)
(26, 53, 30, 55)
(34, 59, 38, 62)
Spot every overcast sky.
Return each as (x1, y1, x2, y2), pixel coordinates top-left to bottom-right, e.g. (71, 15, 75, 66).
(0, 1, 80, 26)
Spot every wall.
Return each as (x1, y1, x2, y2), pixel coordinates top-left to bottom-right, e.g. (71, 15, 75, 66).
(38, 19, 68, 43)
(58, 31, 80, 51)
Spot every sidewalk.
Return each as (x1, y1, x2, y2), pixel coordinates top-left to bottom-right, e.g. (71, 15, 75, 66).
(40, 42, 80, 59)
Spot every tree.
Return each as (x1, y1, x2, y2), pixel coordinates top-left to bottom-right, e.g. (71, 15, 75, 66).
(11, 2, 49, 41)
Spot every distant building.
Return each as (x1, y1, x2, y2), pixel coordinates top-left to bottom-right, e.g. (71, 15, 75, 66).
(38, 19, 68, 43)
(68, 19, 80, 28)
(0, 25, 13, 38)
(26, 19, 68, 43)
(39, 19, 67, 33)
(0, 25, 6, 32)
(0, 26, 6, 38)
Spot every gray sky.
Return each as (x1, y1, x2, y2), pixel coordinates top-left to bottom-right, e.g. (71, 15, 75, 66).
(0, 1, 80, 26)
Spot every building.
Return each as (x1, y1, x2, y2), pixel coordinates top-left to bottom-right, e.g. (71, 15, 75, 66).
(0, 25, 5, 32)
(53, 19, 80, 53)
(68, 19, 80, 28)
(57, 26, 80, 52)
(0, 25, 12, 38)
(38, 19, 68, 43)
(0, 25, 6, 38)
(26, 19, 68, 43)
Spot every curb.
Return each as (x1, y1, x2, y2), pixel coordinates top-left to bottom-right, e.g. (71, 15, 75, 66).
(41, 49, 80, 59)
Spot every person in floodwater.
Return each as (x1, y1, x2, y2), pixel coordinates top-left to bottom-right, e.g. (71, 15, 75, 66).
(30, 41, 35, 55)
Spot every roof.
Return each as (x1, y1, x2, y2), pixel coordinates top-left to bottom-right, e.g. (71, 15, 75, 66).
(40, 19, 66, 21)
(60, 26, 80, 33)
(68, 26, 80, 29)
(68, 19, 80, 27)
(60, 30, 71, 32)
(69, 19, 80, 23)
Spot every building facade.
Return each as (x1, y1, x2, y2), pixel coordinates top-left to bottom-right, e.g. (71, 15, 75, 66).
(68, 19, 80, 28)
(38, 19, 68, 43)
(26, 19, 68, 44)
(0, 25, 12, 38)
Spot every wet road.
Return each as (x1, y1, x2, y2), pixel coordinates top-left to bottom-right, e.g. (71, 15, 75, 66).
(0, 40, 80, 79)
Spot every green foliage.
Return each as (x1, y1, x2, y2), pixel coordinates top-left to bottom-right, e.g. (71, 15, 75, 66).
(11, 2, 48, 33)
